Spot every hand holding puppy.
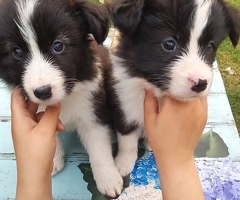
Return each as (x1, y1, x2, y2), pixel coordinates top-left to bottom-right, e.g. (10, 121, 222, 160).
(11, 88, 64, 200)
(144, 92, 207, 200)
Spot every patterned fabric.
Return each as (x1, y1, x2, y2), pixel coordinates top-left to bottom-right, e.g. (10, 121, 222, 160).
(125, 152, 240, 200)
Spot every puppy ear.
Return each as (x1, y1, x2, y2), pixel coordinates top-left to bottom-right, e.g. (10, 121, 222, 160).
(223, 3, 240, 47)
(111, 0, 145, 35)
(70, 0, 110, 44)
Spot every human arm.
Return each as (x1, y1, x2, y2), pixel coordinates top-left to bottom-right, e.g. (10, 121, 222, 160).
(11, 88, 64, 200)
(144, 92, 207, 200)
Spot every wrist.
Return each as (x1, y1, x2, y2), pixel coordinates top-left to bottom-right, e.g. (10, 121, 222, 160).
(155, 156, 204, 200)
(153, 148, 194, 166)
(16, 163, 53, 200)
(16, 172, 52, 200)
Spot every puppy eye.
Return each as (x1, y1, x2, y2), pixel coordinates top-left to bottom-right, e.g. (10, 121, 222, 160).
(52, 41, 64, 54)
(162, 38, 177, 51)
(207, 41, 215, 53)
(12, 46, 22, 59)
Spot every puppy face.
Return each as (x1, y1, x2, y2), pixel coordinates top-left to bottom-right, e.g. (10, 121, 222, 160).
(112, 0, 240, 100)
(0, 0, 109, 105)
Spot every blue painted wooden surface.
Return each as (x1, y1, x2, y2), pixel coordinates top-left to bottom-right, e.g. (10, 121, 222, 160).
(1, 31, 240, 199)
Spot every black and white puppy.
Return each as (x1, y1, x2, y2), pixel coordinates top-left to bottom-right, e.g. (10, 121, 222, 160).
(110, 0, 240, 178)
(0, 0, 123, 197)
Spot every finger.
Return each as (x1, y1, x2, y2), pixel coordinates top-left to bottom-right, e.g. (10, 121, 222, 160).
(144, 91, 158, 125)
(36, 103, 61, 134)
(11, 88, 26, 110)
(35, 112, 44, 123)
(11, 88, 28, 119)
(35, 112, 65, 132)
(57, 121, 65, 132)
(27, 101, 39, 116)
(199, 97, 208, 122)
(199, 97, 208, 108)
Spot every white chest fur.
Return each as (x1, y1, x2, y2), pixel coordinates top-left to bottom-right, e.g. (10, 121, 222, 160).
(39, 79, 100, 132)
(112, 56, 164, 132)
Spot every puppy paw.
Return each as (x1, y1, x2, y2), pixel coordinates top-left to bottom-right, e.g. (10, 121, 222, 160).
(51, 156, 65, 176)
(115, 151, 137, 177)
(95, 166, 123, 198)
(143, 138, 152, 151)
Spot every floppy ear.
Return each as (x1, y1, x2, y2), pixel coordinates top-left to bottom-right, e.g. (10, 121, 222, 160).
(69, 0, 110, 44)
(223, 2, 240, 47)
(111, 0, 145, 35)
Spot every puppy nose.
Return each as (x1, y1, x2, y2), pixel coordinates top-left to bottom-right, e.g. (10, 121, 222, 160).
(34, 85, 52, 100)
(191, 79, 208, 93)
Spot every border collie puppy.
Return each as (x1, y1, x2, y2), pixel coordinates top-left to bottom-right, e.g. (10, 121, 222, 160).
(0, 0, 123, 197)
(110, 0, 240, 178)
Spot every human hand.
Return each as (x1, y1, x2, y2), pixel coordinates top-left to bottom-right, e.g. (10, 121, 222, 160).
(144, 92, 206, 200)
(11, 88, 64, 200)
(144, 92, 208, 163)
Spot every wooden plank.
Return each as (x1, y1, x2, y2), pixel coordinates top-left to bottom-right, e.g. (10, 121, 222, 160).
(0, 89, 11, 119)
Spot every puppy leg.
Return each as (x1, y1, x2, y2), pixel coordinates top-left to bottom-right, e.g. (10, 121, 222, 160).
(79, 125, 123, 198)
(115, 130, 141, 177)
(51, 132, 65, 176)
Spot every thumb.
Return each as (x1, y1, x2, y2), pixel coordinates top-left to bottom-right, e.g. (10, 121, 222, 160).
(144, 91, 158, 125)
(37, 103, 62, 134)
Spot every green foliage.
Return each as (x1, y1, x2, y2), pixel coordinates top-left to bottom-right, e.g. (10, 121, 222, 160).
(78, 143, 145, 200)
(194, 129, 229, 158)
(91, 0, 101, 3)
(218, 0, 240, 134)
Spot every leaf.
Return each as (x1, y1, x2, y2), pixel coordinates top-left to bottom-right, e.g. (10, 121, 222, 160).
(194, 129, 229, 158)
(91, 0, 101, 3)
(78, 144, 145, 200)
(194, 133, 210, 157)
(137, 147, 145, 160)
(78, 163, 106, 200)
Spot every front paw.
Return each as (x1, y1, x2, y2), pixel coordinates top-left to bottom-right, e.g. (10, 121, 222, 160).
(94, 166, 123, 198)
(51, 155, 65, 176)
(115, 151, 137, 177)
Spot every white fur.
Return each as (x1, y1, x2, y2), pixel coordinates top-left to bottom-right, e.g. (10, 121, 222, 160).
(13, 0, 123, 196)
(168, 0, 213, 100)
(37, 67, 123, 197)
(15, 0, 39, 53)
(23, 56, 66, 105)
(111, 56, 164, 127)
(111, 1, 214, 176)
(15, 0, 67, 106)
(115, 130, 141, 177)
(111, 56, 163, 176)
(189, 0, 212, 53)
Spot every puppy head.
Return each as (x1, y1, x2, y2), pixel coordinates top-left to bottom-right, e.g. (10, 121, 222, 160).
(111, 0, 240, 100)
(0, 0, 109, 105)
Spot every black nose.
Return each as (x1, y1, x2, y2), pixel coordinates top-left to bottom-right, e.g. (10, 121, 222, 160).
(191, 79, 208, 93)
(34, 85, 52, 100)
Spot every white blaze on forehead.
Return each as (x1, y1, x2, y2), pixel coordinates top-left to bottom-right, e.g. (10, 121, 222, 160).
(188, 0, 212, 53)
(168, 0, 214, 100)
(14, 0, 66, 105)
(14, 0, 39, 55)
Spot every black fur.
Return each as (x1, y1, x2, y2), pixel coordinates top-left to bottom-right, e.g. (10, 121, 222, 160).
(110, 0, 240, 142)
(0, 0, 110, 90)
(107, 0, 240, 181)
(0, 0, 126, 198)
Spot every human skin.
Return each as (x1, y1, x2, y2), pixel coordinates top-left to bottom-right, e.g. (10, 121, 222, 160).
(144, 92, 207, 200)
(10, 88, 206, 199)
(11, 88, 64, 200)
